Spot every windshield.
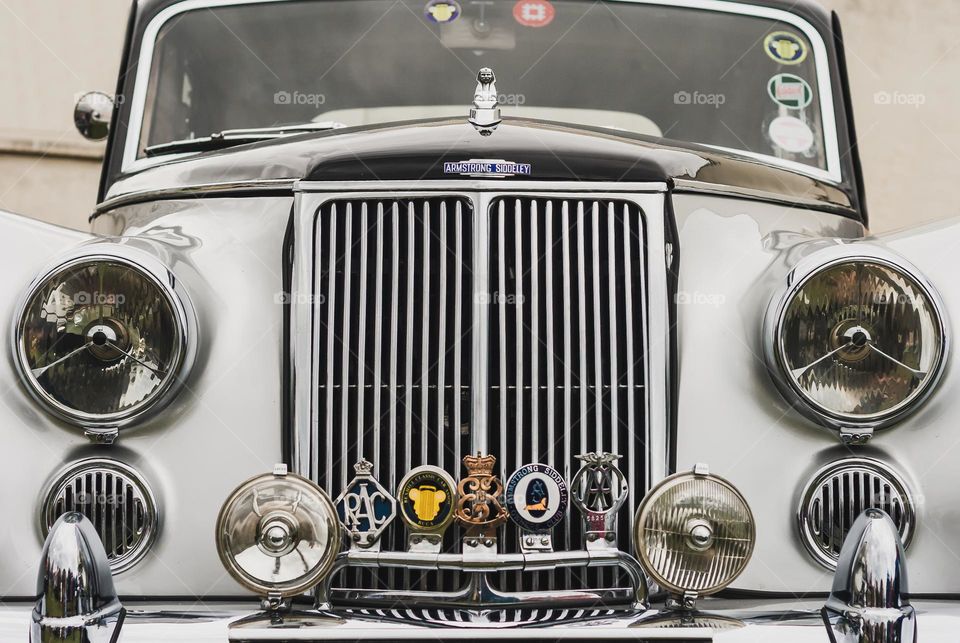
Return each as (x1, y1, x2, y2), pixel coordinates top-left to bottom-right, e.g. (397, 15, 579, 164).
(136, 0, 834, 176)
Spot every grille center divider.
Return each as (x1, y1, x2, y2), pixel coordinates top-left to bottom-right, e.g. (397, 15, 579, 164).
(306, 193, 652, 609)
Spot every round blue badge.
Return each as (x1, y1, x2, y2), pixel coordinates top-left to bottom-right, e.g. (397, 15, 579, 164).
(505, 463, 568, 532)
(764, 31, 808, 65)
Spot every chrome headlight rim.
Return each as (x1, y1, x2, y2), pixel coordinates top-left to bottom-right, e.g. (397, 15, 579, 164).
(764, 244, 948, 431)
(12, 244, 197, 430)
(215, 470, 342, 597)
(633, 467, 755, 597)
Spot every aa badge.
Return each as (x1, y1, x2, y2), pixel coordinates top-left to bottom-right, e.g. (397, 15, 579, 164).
(571, 452, 628, 549)
(455, 453, 508, 535)
(335, 458, 397, 550)
(397, 465, 457, 550)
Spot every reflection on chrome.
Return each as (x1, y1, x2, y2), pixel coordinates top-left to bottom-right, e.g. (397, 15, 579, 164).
(822, 509, 916, 643)
(30, 513, 125, 643)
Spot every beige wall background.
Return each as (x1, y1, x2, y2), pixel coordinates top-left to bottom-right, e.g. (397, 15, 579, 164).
(0, 0, 958, 232)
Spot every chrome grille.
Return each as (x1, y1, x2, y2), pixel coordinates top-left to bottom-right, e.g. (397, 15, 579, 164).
(310, 194, 649, 595)
(799, 457, 915, 569)
(489, 197, 646, 590)
(41, 458, 157, 573)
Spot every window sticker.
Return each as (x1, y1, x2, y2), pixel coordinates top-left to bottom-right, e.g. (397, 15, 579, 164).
(764, 31, 808, 65)
(513, 0, 555, 27)
(425, 0, 461, 24)
(769, 116, 815, 153)
(768, 73, 813, 110)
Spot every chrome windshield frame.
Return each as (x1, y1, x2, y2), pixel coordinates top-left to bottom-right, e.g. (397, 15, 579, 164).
(120, 0, 843, 184)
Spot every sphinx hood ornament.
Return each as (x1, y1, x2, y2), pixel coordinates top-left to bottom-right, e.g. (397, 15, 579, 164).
(468, 67, 502, 134)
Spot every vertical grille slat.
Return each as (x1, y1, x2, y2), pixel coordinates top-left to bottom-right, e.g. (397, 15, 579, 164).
(315, 195, 647, 597)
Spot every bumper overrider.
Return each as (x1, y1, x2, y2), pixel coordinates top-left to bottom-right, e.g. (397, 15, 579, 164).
(24, 461, 924, 642)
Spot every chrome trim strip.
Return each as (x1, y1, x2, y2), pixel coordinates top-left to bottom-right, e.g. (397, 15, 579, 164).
(438, 201, 448, 468)
(606, 202, 620, 456)
(97, 178, 295, 214)
(389, 203, 400, 490)
(545, 200, 556, 465)
(471, 194, 492, 455)
(622, 205, 637, 498)
(420, 201, 431, 461)
(454, 200, 464, 463)
(123, 1, 842, 183)
(373, 203, 385, 467)
(591, 203, 603, 451)
(575, 201, 589, 460)
(560, 200, 573, 570)
(404, 202, 416, 474)
(514, 199, 524, 460)
(530, 199, 540, 457)
(497, 200, 508, 464)
(357, 204, 370, 449)
(672, 179, 857, 216)
(340, 203, 354, 488)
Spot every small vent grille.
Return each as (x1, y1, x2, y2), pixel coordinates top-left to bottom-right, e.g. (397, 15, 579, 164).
(42, 458, 157, 573)
(799, 458, 915, 569)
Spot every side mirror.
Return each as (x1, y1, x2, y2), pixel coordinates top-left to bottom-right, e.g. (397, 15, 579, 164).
(73, 91, 114, 141)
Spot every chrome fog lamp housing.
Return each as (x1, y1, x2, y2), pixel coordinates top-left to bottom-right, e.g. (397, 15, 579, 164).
(216, 464, 341, 600)
(633, 464, 755, 605)
(13, 245, 196, 438)
(765, 245, 946, 439)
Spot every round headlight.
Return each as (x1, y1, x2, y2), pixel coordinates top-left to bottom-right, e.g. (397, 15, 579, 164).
(633, 465, 754, 598)
(14, 248, 195, 431)
(767, 248, 946, 431)
(216, 466, 341, 597)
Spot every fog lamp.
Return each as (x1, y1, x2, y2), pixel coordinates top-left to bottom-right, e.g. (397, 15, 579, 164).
(216, 464, 341, 597)
(633, 464, 754, 600)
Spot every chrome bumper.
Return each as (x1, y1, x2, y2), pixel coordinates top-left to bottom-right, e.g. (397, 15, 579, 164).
(4, 599, 958, 641)
(21, 510, 924, 642)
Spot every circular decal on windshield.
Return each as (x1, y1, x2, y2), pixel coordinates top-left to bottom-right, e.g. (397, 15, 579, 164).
(764, 31, 808, 65)
(424, 0, 461, 24)
(768, 74, 813, 110)
(514, 0, 555, 28)
(769, 116, 815, 154)
(505, 463, 568, 532)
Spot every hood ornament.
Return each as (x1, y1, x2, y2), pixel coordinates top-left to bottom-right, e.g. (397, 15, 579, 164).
(469, 67, 501, 135)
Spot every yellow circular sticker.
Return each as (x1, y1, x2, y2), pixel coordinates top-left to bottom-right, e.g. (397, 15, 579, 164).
(764, 31, 808, 65)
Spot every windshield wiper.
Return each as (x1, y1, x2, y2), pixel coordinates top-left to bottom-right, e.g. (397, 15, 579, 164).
(143, 121, 346, 157)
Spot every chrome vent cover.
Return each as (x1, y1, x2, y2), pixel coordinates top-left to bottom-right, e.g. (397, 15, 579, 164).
(41, 458, 157, 573)
(798, 457, 915, 569)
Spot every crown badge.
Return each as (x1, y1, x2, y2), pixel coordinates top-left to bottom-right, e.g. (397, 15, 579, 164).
(456, 452, 508, 532)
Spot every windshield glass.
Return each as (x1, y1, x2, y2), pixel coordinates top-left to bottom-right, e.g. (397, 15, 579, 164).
(138, 0, 833, 175)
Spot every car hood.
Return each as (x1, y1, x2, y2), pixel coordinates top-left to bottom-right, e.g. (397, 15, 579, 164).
(100, 117, 856, 215)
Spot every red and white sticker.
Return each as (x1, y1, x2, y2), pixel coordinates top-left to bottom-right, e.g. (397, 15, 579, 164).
(514, 0, 555, 27)
(768, 116, 814, 154)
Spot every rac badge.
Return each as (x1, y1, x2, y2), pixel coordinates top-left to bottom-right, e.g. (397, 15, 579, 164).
(571, 452, 628, 548)
(335, 458, 397, 550)
(456, 453, 508, 533)
(504, 463, 568, 532)
(397, 465, 457, 538)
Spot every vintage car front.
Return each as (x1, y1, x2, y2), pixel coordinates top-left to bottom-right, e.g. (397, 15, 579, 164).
(4, 0, 960, 640)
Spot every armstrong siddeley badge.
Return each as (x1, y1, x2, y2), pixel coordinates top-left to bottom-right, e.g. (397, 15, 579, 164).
(456, 453, 508, 533)
(571, 452, 629, 547)
(335, 458, 397, 550)
(505, 463, 568, 532)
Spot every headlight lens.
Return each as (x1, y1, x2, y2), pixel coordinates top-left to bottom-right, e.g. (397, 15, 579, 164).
(774, 256, 945, 425)
(633, 466, 754, 597)
(216, 467, 341, 597)
(15, 252, 192, 428)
